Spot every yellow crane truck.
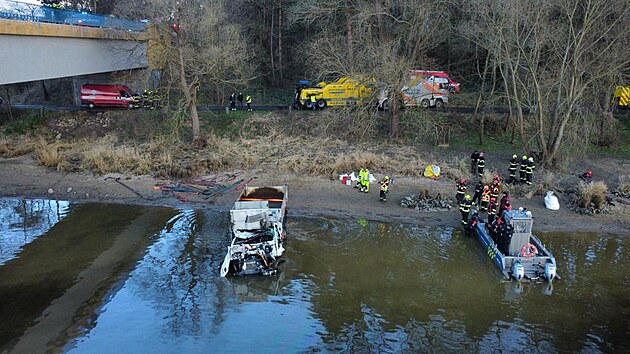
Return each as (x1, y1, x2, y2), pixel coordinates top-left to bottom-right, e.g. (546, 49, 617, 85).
(613, 85, 630, 109)
(294, 77, 372, 109)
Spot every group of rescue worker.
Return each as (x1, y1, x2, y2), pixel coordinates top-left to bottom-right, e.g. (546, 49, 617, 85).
(457, 174, 512, 227)
(470, 151, 536, 185)
(508, 154, 536, 185)
(356, 167, 391, 203)
(458, 174, 515, 252)
(457, 150, 543, 252)
(229, 93, 253, 111)
(140, 90, 161, 109)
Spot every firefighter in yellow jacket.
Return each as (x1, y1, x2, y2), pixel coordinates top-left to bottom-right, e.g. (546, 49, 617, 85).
(379, 176, 390, 202)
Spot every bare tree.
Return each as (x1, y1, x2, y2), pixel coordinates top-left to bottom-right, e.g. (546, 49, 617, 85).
(289, 0, 447, 138)
(462, 0, 630, 166)
(118, 0, 251, 142)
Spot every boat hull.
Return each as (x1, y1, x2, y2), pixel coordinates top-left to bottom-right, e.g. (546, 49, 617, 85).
(473, 220, 559, 282)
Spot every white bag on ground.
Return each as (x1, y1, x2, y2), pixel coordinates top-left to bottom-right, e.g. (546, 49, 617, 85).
(544, 191, 560, 210)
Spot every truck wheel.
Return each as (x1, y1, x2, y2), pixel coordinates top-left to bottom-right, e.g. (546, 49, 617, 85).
(316, 99, 327, 109)
(420, 99, 430, 108)
(435, 99, 444, 109)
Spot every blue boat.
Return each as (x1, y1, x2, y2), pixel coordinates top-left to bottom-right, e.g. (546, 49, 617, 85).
(473, 209, 559, 282)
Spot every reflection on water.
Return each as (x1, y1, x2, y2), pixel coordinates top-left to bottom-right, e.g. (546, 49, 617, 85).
(0, 199, 628, 353)
(0, 199, 70, 266)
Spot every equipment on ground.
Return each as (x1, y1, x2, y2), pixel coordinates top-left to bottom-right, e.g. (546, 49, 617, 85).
(544, 191, 560, 210)
(220, 186, 288, 277)
(472, 209, 559, 282)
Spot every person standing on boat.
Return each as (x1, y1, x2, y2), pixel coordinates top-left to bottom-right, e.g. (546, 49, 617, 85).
(487, 197, 498, 224)
(498, 192, 511, 216)
(508, 154, 518, 184)
(499, 223, 514, 254)
(459, 194, 473, 226)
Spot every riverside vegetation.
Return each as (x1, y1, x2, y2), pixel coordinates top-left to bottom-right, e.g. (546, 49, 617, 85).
(1, 108, 629, 217)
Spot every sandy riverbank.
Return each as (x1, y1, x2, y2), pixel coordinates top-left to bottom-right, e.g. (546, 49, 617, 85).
(1, 154, 628, 235)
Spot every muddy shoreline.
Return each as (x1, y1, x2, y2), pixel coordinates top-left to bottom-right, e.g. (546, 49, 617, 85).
(1, 155, 628, 235)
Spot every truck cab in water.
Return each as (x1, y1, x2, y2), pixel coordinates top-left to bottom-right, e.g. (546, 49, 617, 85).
(220, 186, 288, 277)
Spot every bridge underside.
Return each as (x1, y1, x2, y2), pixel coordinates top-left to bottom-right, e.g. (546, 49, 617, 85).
(0, 20, 147, 85)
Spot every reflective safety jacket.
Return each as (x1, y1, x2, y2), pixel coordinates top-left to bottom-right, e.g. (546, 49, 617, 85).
(456, 182, 467, 195)
(459, 199, 472, 212)
(487, 202, 497, 215)
(246, 95, 252, 103)
(380, 180, 389, 192)
(509, 158, 518, 171)
(477, 157, 485, 168)
(526, 161, 535, 174)
(520, 160, 528, 173)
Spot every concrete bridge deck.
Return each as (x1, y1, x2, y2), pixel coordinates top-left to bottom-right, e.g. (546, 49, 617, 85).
(0, 19, 148, 85)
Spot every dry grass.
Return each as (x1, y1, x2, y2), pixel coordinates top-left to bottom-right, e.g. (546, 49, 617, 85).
(0, 137, 37, 157)
(575, 181, 609, 209)
(618, 175, 630, 195)
(525, 172, 561, 199)
(33, 138, 70, 170)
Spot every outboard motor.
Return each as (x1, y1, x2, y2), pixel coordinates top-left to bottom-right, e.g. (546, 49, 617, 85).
(512, 262, 525, 282)
(545, 263, 557, 282)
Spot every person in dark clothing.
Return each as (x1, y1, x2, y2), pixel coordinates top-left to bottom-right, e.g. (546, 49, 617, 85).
(526, 157, 535, 185)
(480, 185, 490, 211)
(508, 154, 518, 184)
(470, 150, 479, 174)
(477, 152, 486, 178)
(464, 210, 479, 237)
(237, 92, 244, 107)
(456, 178, 467, 203)
(459, 194, 472, 226)
(498, 192, 511, 217)
(472, 181, 484, 207)
(487, 197, 498, 225)
(490, 174, 500, 200)
(519, 155, 528, 184)
(229, 93, 236, 111)
(499, 223, 514, 255)
(579, 170, 593, 183)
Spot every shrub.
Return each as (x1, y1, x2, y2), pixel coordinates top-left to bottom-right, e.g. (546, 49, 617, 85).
(575, 181, 608, 209)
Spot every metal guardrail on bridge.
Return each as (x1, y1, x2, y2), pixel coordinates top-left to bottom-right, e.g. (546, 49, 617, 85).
(0, 0, 146, 31)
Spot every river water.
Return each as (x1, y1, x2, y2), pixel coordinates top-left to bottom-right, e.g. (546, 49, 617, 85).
(0, 198, 628, 353)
